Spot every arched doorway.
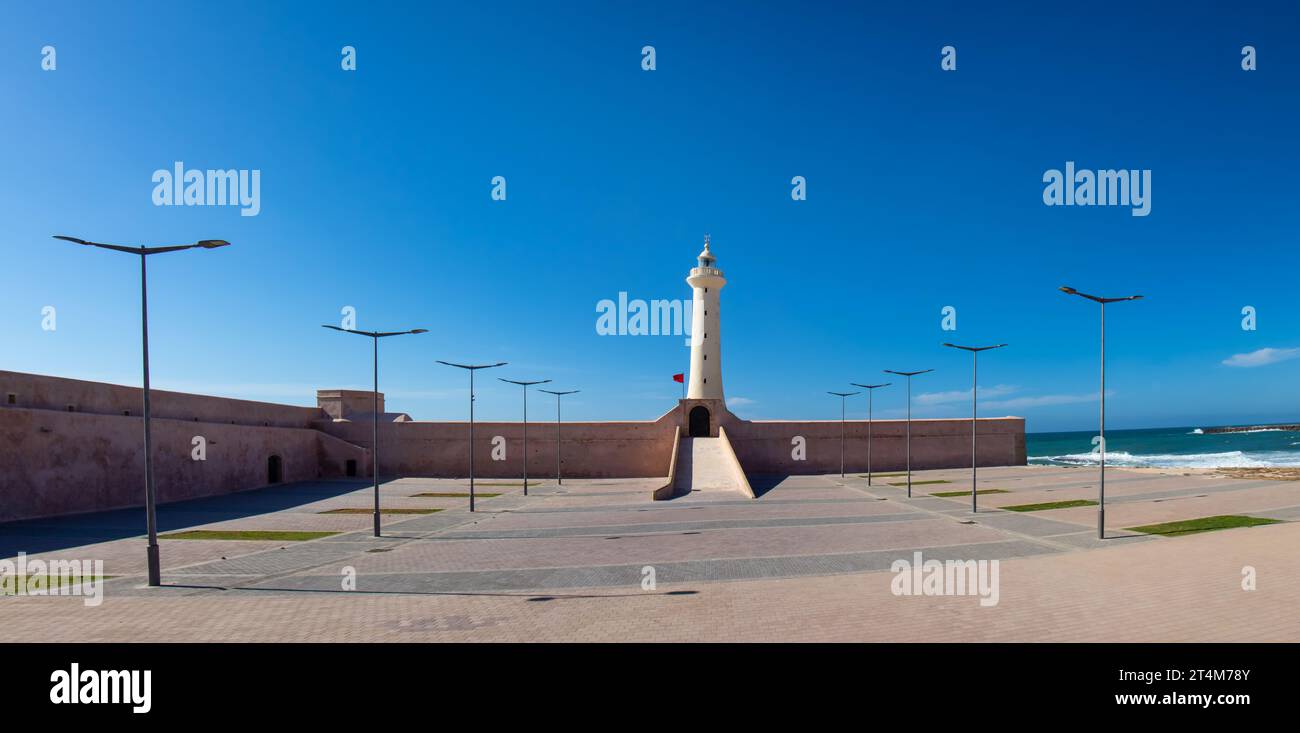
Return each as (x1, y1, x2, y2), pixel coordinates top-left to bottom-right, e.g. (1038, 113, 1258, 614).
(688, 406, 710, 437)
(267, 455, 283, 484)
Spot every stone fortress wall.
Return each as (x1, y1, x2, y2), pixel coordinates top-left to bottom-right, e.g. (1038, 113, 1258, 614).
(0, 369, 1024, 522)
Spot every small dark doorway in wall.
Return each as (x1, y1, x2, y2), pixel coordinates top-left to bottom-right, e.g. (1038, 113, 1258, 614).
(268, 455, 283, 484)
(688, 406, 710, 437)
(345, 459, 358, 477)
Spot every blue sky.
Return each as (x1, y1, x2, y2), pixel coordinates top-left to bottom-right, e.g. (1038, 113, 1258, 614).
(3, 1, 1298, 432)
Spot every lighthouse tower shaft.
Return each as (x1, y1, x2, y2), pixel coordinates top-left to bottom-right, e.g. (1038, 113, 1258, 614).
(686, 239, 726, 400)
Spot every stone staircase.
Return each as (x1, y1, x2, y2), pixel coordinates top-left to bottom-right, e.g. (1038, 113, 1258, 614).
(674, 437, 746, 494)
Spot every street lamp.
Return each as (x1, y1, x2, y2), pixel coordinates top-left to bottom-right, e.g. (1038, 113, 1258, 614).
(1060, 286, 1143, 539)
(539, 389, 579, 485)
(942, 343, 1007, 513)
(498, 377, 551, 496)
(826, 391, 859, 478)
(52, 235, 231, 587)
(850, 382, 890, 486)
(437, 361, 506, 512)
(323, 325, 427, 536)
(883, 369, 934, 498)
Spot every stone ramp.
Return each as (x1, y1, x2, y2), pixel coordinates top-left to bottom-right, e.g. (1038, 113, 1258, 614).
(674, 433, 755, 497)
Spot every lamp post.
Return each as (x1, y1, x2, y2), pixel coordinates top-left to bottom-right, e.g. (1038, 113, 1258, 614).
(1059, 286, 1143, 539)
(539, 389, 579, 485)
(437, 361, 506, 512)
(942, 343, 1007, 513)
(850, 383, 890, 486)
(826, 391, 859, 478)
(52, 235, 231, 587)
(883, 369, 934, 498)
(498, 378, 550, 496)
(323, 325, 427, 536)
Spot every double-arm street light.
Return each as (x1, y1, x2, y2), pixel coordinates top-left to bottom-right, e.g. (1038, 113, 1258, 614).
(850, 383, 890, 486)
(539, 389, 580, 485)
(323, 325, 427, 536)
(437, 361, 506, 512)
(883, 369, 934, 498)
(1060, 286, 1143, 539)
(826, 391, 859, 478)
(498, 378, 551, 496)
(942, 343, 1007, 513)
(53, 235, 231, 586)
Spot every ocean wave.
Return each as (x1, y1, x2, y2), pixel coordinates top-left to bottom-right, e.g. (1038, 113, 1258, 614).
(1189, 429, 1204, 435)
(1028, 449, 1300, 469)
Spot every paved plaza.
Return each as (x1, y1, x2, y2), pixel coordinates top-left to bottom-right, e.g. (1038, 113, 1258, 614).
(2, 465, 1298, 642)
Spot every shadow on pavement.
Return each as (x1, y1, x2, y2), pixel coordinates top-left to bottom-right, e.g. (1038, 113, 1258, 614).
(746, 474, 791, 498)
(0, 479, 369, 558)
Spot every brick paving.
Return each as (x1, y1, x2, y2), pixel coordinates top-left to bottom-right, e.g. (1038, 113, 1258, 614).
(1, 466, 1297, 641)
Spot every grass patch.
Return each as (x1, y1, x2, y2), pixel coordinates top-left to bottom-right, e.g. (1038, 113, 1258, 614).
(888, 480, 951, 487)
(160, 530, 338, 542)
(1127, 515, 1283, 537)
(319, 508, 443, 515)
(1003, 499, 1097, 512)
(410, 492, 502, 498)
(931, 489, 1010, 498)
(861, 472, 909, 478)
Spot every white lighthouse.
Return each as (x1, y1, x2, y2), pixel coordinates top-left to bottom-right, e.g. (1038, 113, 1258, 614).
(686, 235, 726, 400)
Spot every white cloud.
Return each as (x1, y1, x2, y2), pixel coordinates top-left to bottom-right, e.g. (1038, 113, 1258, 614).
(915, 384, 1018, 406)
(1222, 347, 1300, 368)
(727, 396, 756, 407)
(984, 392, 1100, 410)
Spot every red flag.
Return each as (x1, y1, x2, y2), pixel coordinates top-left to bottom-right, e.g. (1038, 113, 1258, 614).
(672, 373, 684, 383)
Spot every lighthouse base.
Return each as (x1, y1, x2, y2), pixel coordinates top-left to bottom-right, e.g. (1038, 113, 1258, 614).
(664, 399, 754, 499)
(677, 398, 728, 437)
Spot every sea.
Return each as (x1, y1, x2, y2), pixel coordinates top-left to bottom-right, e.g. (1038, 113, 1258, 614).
(1027, 425, 1300, 468)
